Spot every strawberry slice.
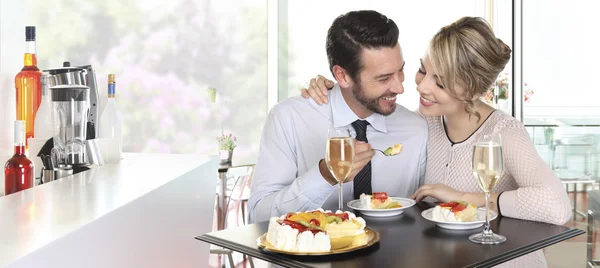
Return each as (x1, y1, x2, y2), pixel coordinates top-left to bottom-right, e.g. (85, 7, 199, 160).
(309, 218, 320, 227)
(450, 203, 467, 213)
(439, 201, 459, 207)
(282, 219, 307, 232)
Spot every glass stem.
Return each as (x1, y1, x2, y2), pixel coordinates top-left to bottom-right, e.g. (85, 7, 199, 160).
(338, 183, 343, 211)
(483, 191, 491, 236)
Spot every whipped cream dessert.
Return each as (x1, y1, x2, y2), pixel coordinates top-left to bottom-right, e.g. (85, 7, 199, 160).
(266, 209, 367, 252)
(431, 201, 477, 223)
(359, 192, 401, 209)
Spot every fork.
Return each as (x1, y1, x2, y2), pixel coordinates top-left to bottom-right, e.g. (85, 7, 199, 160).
(373, 148, 391, 156)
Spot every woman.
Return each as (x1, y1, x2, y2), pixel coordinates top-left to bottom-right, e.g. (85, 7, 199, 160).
(302, 17, 571, 267)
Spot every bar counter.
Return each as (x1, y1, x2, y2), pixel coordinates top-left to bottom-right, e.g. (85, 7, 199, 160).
(0, 153, 217, 268)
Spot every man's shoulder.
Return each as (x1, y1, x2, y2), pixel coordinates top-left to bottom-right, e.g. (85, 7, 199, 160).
(389, 104, 428, 129)
(270, 95, 330, 117)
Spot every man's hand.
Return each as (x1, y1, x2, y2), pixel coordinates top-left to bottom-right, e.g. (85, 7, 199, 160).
(346, 141, 375, 182)
(319, 141, 375, 185)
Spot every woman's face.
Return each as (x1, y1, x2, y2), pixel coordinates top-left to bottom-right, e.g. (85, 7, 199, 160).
(415, 56, 466, 117)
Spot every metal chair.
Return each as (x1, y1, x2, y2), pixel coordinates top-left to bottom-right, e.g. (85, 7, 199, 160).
(588, 190, 600, 267)
(210, 245, 235, 268)
(215, 164, 255, 268)
(224, 164, 254, 226)
(557, 171, 598, 218)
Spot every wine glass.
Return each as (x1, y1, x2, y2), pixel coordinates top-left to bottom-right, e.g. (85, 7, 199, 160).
(325, 127, 355, 211)
(469, 133, 506, 244)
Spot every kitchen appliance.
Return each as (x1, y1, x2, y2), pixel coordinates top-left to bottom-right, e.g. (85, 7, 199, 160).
(36, 62, 102, 178)
(46, 61, 100, 136)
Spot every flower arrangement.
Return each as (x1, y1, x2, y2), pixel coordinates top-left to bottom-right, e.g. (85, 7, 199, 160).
(217, 133, 237, 151)
(524, 83, 534, 103)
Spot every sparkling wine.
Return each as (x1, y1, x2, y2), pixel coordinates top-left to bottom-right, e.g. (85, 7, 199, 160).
(470, 134, 506, 245)
(4, 121, 34, 196)
(472, 142, 503, 192)
(15, 26, 42, 147)
(326, 137, 354, 182)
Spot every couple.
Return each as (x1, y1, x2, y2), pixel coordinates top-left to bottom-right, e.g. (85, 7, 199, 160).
(249, 10, 570, 267)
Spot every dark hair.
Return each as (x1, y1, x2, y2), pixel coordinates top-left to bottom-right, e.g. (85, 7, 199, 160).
(326, 10, 399, 82)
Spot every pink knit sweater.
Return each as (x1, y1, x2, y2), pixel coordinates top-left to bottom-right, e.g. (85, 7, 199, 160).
(423, 111, 572, 267)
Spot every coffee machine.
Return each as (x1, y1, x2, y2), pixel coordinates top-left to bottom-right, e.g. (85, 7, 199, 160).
(38, 62, 102, 179)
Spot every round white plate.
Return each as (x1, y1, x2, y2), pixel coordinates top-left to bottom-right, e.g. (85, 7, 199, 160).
(347, 197, 416, 217)
(421, 207, 498, 230)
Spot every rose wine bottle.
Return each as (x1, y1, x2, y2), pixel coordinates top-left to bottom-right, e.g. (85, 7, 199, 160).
(4, 121, 35, 195)
(15, 26, 42, 147)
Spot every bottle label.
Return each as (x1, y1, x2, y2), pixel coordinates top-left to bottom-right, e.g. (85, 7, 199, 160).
(108, 84, 116, 95)
(14, 121, 25, 145)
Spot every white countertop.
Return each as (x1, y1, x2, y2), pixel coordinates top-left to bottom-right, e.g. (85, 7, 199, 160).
(0, 153, 218, 267)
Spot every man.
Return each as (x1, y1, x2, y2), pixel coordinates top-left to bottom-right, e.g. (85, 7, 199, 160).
(249, 10, 428, 223)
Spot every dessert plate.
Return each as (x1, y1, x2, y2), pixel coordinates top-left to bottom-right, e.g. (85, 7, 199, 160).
(347, 197, 416, 217)
(421, 207, 498, 230)
(257, 227, 379, 255)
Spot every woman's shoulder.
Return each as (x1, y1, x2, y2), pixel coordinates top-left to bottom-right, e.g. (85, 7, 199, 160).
(486, 110, 527, 136)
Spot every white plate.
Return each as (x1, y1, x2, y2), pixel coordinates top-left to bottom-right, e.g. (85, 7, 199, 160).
(347, 197, 416, 217)
(421, 207, 498, 230)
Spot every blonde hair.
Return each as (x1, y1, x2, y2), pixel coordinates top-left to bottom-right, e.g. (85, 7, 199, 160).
(428, 17, 512, 121)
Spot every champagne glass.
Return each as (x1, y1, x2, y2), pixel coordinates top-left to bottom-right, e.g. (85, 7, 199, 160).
(325, 127, 355, 211)
(469, 133, 506, 244)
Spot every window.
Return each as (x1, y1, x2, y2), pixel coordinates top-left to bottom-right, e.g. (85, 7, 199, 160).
(0, 0, 268, 164)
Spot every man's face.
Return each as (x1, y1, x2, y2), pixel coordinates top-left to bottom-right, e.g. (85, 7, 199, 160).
(351, 44, 405, 116)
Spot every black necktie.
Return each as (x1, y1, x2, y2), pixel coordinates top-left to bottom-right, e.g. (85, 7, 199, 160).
(351, 120, 372, 199)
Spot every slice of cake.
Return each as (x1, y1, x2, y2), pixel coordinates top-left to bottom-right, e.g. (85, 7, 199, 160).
(359, 192, 401, 209)
(266, 209, 367, 252)
(383, 144, 403, 156)
(431, 201, 477, 222)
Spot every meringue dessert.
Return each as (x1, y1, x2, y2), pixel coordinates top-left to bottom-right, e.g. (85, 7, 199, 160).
(360, 192, 401, 209)
(432, 201, 478, 222)
(383, 144, 403, 156)
(266, 209, 368, 252)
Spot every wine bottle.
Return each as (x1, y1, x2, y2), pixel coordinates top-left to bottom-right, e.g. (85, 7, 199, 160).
(98, 74, 123, 157)
(15, 26, 42, 147)
(4, 121, 35, 195)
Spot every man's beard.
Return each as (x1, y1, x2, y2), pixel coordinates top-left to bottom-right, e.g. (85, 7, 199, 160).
(352, 83, 396, 116)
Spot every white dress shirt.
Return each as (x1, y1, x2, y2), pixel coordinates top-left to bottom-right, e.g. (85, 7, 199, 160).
(248, 85, 428, 223)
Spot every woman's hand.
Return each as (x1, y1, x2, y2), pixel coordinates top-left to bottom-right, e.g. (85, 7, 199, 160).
(300, 75, 335, 104)
(411, 184, 465, 203)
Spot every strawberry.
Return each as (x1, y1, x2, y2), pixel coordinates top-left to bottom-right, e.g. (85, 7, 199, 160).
(309, 218, 320, 227)
(335, 213, 349, 221)
(373, 192, 388, 201)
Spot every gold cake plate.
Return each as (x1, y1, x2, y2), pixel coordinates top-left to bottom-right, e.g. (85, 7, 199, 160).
(257, 227, 380, 255)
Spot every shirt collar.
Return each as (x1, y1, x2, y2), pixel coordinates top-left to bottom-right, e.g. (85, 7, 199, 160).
(330, 84, 388, 133)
